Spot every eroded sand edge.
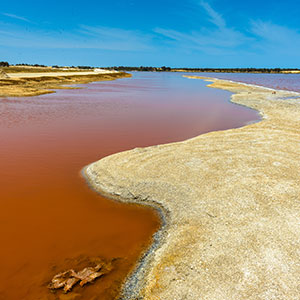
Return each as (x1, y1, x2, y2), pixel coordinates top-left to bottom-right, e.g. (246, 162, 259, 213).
(85, 76, 300, 300)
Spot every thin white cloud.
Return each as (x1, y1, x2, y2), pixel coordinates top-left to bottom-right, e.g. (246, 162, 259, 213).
(251, 20, 300, 45)
(2, 12, 31, 23)
(250, 20, 300, 56)
(155, 27, 247, 49)
(154, 1, 249, 54)
(0, 22, 153, 51)
(78, 25, 152, 50)
(199, 1, 226, 28)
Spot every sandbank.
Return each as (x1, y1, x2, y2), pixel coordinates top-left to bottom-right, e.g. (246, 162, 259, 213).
(7, 70, 117, 78)
(0, 69, 130, 97)
(85, 75, 300, 299)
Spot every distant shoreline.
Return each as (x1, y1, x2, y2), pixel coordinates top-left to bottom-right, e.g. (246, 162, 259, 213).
(2, 63, 300, 74)
(104, 66, 300, 74)
(172, 68, 300, 74)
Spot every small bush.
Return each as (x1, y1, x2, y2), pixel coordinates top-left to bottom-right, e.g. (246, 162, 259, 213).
(0, 61, 9, 67)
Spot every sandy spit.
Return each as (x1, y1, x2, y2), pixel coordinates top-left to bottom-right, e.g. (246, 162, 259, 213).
(85, 75, 300, 300)
(0, 71, 130, 97)
(6, 70, 117, 78)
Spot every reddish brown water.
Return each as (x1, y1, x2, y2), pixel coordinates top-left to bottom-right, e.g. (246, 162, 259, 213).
(0, 72, 258, 300)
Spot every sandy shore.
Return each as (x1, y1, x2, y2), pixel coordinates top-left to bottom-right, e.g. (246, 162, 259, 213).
(0, 70, 130, 97)
(85, 75, 300, 299)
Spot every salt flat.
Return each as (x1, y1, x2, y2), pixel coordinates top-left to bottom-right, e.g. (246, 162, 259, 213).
(85, 76, 300, 300)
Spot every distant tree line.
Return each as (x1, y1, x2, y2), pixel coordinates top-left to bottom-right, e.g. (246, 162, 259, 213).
(76, 66, 94, 69)
(105, 66, 172, 72)
(15, 63, 47, 67)
(2, 61, 300, 74)
(103, 66, 300, 73)
(51, 65, 94, 69)
(172, 68, 300, 73)
(15, 64, 93, 69)
(0, 61, 9, 67)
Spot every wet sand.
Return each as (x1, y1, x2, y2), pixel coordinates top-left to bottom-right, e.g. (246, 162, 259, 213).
(86, 76, 300, 299)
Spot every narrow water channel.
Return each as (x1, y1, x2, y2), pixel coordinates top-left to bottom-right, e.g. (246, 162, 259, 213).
(0, 72, 258, 300)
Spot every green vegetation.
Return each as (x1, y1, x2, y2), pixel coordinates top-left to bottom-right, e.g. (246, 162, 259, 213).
(172, 68, 300, 73)
(106, 66, 171, 72)
(0, 61, 9, 67)
(106, 66, 300, 73)
(15, 63, 47, 67)
(77, 66, 94, 70)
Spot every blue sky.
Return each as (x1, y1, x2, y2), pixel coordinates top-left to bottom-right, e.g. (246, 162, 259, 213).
(1, 0, 300, 67)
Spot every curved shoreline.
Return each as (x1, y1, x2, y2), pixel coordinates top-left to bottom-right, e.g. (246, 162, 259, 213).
(82, 163, 170, 299)
(84, 76, 300, 299)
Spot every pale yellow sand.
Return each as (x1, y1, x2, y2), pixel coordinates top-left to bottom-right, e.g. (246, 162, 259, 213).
(7, 70, 116, 78)
(85, 76, 300, 300)
(281, 70, 300, 74)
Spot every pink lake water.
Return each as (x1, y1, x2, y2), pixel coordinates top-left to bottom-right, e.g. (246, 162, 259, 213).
(0, 72, 260, 300)
(188, 72, 300, 93)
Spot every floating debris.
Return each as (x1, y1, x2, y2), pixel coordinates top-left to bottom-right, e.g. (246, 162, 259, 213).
(48, 261, 112, 293)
